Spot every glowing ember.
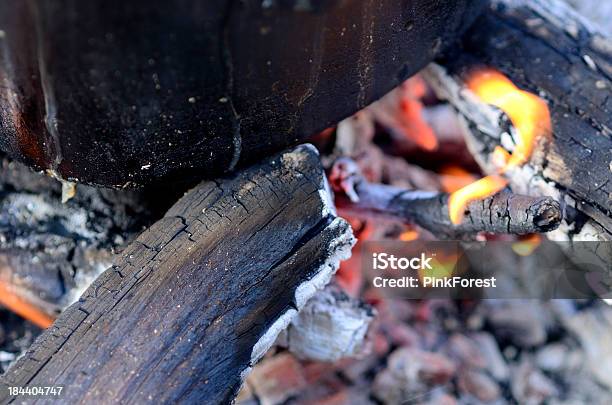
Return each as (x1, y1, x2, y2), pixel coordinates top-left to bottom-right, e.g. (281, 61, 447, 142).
(511, 234, 542, 256)
(0, 281, 55, 329)
(448, 69, 552, 225)
(399, 76, 439, 151)
(448, 175, 508, 225)
(439, 165, 478, 193)
(465, 68, 551, 168)
(399, 229, 419, 241)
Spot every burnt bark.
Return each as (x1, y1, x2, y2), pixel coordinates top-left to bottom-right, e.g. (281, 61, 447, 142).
(331, 158, 561, 239)
(423, 0, 612, 240)
(0, 144, 354, 404)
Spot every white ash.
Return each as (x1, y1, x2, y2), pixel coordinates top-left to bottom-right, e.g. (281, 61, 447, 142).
(247, 216, 356, 367)
(275, 284, 374, 362)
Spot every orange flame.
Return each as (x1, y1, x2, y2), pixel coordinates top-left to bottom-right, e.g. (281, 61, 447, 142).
(448, 69, 552, 225)
(448, 175, 508, 225)
(465, 68, 551, 169)
(439, 165, 478, 193)
(399, 229, 419, 241)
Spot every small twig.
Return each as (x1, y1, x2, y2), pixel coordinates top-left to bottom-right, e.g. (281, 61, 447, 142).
(330, 158, 561, 238)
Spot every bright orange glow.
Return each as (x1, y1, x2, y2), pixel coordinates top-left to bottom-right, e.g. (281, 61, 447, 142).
(399, 98, 439, 151)
(398, 75, 439, 151)
(439, 165, 472, 177)
(512, 234, 542, 256)
(439, 165, 478, 193)
(399, 229, 419, 241)
(0, 281, 55, 329)
(465, 68, 551, 168)
(448, 175, 508, 225)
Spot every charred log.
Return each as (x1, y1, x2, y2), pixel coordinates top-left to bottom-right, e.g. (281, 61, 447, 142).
(331, 158, 561, 239)
(0, 0, 486, 188)
(423, 0, 612, 240)
(0, 144, 354, 404)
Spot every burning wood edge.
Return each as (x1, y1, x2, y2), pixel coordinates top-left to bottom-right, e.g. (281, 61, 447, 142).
(421, 0, 612, 241)
(331, 158, 561, 238)
(275, 283, 375, 362)
(0, 144, 356, 404)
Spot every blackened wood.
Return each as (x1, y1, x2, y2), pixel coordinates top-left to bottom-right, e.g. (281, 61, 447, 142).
(332, 158, 561, 238)
(0, 156, 164, 317)
(0, 0, 486, 188)
(0, 145, 354, 404)
(424, 0, 612, 238)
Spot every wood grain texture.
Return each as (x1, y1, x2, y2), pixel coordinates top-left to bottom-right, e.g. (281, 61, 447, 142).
(0, 144, 354, 404)
(424, 0, 612, 239)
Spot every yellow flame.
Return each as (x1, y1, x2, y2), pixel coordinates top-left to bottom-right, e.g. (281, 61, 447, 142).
(448, 175, 508, 225)
(466, 68, 551, 168)
(448, 69, 552, 225)
(418, 254, 458, 284)
(491, 146, 511, 170)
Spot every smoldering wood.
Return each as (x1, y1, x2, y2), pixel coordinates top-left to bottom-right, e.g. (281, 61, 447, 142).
(331, 158, 561, 239)
(275, 284, 374, 363)
(422, 0, 612, 240)
(0, 155, 165, 317)
(0, 145, 355, 404)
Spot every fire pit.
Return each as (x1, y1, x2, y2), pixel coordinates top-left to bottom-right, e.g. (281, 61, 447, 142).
(0, 0, 611, 404)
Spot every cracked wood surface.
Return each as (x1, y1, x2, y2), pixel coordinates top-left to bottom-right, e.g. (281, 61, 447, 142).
(0, 144, 354, 404)
(338, 180, 561, 239)
(424, 0, 612, 239)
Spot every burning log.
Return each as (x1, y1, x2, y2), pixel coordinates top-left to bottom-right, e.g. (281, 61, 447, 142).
(330, 158, 561, 238)
(0, 145, 355, 404)
(422, 0, 612, 240)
